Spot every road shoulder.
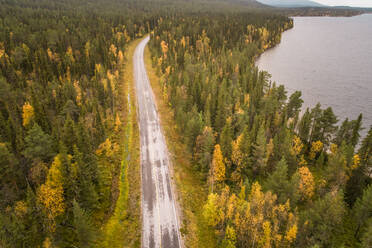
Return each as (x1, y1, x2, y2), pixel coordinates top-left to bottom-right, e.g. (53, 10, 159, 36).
(100, 38, 142, 248)
(144, 44, 216, 248)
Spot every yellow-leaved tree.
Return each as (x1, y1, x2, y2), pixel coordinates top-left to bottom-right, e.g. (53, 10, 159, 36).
(22, 101, 34, 127)
(209, 144, 225, 192)
(291, 135, 303, 157)
(309, 140, 323, 160)
(259, 221, 271, 248)
(231, 134, 243, 184)
(37, 155, 65, 232)
(203, 182, 298, 247)
(114, 114, 122, 132)
(297, 166, 315, 201)
(160, 40, 168, 59)
(203, 193, 219, 227)
(351, 154, 361, 170)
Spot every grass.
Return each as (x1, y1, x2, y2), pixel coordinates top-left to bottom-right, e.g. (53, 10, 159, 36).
(144, 45, 216, 248)
(99, 38, 141, 248)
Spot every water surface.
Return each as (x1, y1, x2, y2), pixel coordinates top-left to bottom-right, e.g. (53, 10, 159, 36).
(256, 14, 372, 137)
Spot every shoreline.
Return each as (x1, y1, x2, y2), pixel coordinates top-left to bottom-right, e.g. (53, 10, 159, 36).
(255, 14, 372, 139)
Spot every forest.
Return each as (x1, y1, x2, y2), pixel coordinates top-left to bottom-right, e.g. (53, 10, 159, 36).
(148, 8, 372, 248)
(0, 0, 371, 247)
(0, 0, 156, 246)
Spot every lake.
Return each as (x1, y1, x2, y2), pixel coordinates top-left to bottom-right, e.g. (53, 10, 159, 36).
(256, 14, 372, 138)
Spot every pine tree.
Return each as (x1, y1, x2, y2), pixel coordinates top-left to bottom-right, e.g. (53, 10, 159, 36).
(352, 184, 372, 240)
(0, 143, 20, 207)
(240, 126, 253, 164)
(309, 103, 322, 143)
(345, 164, 370, 207)
(220, 118, 233, 160)
(73, 146, 99, 211)
(333, 118, 351, 146)
(72, 200, 96, 248)
(62, 115, 76, 154)
(23, 123, 54, 162)
(263, 157, 290, 204)
(298, 191, 345, 247)
(215, 80, 227, 132)
(253, 123, 267, 177)
(185, 106, 203, 152)
(319, 107, 338, 146)
(298, 108, 312, 143)
(351, 113, 363, 147)
(325, 144, 349, 191)
(286, 91, 303, 119)
(25, 186, 44, 246)
(361, 221, 372, 248)
(358, 126, 372, 171)
(194, 126, 215, 173)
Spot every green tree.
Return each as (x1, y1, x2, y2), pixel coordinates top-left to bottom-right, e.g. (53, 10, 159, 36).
(194, 126, 215, 173)
(286, 91, 303, 119)
(253, 123, 267, 177)
(62, 115, 76, 154)
(23, 123, 54, 162)
(263, 157, 291, 204)
(298, 191, 346, 247)
(325, 145, 349, 191)
(333, 118, 352, 146)
(316, 107, 338, 146)
(185, 106, 203, 152)
(220, 118, 233, 160)
(358, 126, 372, 170)
(298, 108, 312, 143)
(72, 200, 96, 248)
(73, 146, 99, 211)
(0, 143, 20, 207)
(352, 184, 372, 241)
(309, 103, 322, 144)
(351, 113, 363, 147)
(361, 220, 372, 248)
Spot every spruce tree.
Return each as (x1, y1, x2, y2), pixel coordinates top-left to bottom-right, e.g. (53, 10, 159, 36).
(23, 123, 54, 162)
(72, 200, 96, 248)
(263, 157, 290, 204)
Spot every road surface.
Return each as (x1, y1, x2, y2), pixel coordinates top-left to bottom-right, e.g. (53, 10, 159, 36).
(133, 36, 182, 248)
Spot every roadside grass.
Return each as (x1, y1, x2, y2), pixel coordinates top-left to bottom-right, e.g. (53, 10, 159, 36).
(99, 38, 141, 248)
(144, 45, 217, 248)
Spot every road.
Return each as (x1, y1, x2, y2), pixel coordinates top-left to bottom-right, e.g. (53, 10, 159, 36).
(133, 36, 182, 248)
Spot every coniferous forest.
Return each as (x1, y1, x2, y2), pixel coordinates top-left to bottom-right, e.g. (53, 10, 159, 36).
(0, 0, 371, 247)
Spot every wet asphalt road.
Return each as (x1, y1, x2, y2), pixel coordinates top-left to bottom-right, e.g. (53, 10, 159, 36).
(133, 36, 182, 248)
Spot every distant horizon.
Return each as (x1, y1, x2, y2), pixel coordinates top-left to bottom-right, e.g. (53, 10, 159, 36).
(313, 0, 372, 7)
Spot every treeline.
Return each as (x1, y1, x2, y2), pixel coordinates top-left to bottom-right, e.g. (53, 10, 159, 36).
(0, 0, 156, 246)
(280, 7, 366, 17)
(149, 10, 372, 248)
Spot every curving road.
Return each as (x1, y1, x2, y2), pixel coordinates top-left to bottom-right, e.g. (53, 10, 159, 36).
(133, 36, 182, 248)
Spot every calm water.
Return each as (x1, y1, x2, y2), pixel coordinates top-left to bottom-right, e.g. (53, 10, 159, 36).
(256, 14, 372, 137)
